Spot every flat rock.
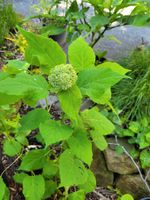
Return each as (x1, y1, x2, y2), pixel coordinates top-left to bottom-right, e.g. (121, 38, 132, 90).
(91, 146, 114, 187)
(95, 25, 150, 61)
(104, 138, 138, 175)
(116, 175, 150, 199)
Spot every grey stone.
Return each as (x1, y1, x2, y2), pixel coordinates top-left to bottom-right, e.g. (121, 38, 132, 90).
(104, 138, 138, 175)
(116, 175, 150, 200)
(91, 146, 114, 187)
(95, 25, 150, 62)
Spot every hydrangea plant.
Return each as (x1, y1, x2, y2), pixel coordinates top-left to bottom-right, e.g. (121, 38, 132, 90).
(0, 28, 128, 199)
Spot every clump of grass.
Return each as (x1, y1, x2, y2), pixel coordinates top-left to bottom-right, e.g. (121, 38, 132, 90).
(112, 45, 150, 121)
(0, 0, 18, 44)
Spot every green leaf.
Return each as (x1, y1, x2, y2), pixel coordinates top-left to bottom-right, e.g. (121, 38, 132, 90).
(129, 121, 140, 133)
(68, 190, 85, 200)
(90, 15, 109, 29)
(43, 160, 58, 178)
(131, 14, 150, 26)
(23, 175, 45, 200)
(43, 180, 57, 199)
(67, 131, 92, 166)
(13, 173, 28, 184)
(121, 194, 134, 200)
(0, 177, 6, 200)
(41, 25, 65, 37)
(68, 37, 95, 72)
(58, 85, 82, 121)
(81, 108, 115, 135)
(3, 138, 22, 157)
(90, 130, 108, 151)
(0, 73, 49, 106)
(0, 93, 20, 105)
(59, 149, 88, 187)
(146, 132, 150, 143)
(5, 60, 30, 74)
(140, 149, 150, 168)
(87, 0, 103, 6)
(98, 62, 129, 75)
(39, 120, 73, 146)
(0, 72, 9, 81)
(18, 27, 66, 73)
(77, 67, 125, 104)
(20, 108, 50, 131)
(19, 149, 48, 171)
(79, 170, 96, 193)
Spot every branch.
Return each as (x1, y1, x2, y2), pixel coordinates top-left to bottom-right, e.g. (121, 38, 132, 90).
(0, 154, 22, 177)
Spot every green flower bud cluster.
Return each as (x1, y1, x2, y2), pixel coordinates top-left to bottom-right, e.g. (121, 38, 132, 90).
(48, 64, 77, 91)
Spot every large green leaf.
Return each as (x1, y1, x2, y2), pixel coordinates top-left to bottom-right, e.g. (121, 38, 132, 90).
(23, 175, 45, 200)
(13, 173, 28, 184)
(67, 131, 92, 166)
(79, 170, 96, 193)
(59, 149, 88, 187)
(3, 138, 22, 157)
(39, 120, 73, 146)
(19, 149, 48, 171)
(43, 180, 57, 199)
(77, 67, 125, 103)
(58, 85, 82, 121)
(140, 149, 150, 168)
(98, 62, 129, 75)
(90, 130, 108, 150)
(43, 160, 58, 178)
(68, 190, 85, 200)
(0, 93, 20, 106)
(68, 37, 95, 72)
(89, 15, 109, 29)
(5, 60, 30, 74)
(0, 177, 6, 200)
(0, 72, 9, 81)
(81, 107, 115, 135)
(19, 28, 66, 73)
(20, 108, 50, 131)
(0, 73, 49, 105)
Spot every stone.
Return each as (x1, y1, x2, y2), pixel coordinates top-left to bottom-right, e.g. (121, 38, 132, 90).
(104, 138, 138, 175)
(145, 169, 150, 183)
(91, 146, 114, 187)
(116, 175, 150, 200)
(95, 25, 150, 62)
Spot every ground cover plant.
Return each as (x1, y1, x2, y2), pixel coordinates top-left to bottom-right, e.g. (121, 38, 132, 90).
(0, 0, 18, 44)
(112, 46, 150, 121)
(0, 27, 128, 199)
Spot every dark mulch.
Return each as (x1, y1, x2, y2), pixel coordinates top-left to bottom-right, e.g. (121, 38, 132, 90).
(0, 39, 23, 70)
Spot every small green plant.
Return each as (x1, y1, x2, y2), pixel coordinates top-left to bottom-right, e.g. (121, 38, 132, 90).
(0, 28, 127, 199)
(65, 0, 150, 46)
(0, 0, 18, 44)
(112, 46, 150, 121)
(24, 0, 150, 45)
(120, 194, 134, 200)
(115, 116, 150, 169)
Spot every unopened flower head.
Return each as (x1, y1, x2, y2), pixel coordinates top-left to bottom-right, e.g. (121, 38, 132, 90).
(48, 64, 77, 91)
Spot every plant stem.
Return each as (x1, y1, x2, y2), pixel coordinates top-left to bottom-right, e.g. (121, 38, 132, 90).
(0, 154, 22, 177)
